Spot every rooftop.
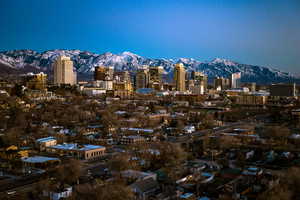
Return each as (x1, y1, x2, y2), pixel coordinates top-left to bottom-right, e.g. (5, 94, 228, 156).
(180, 193, 194, 199)
(50, 143, 105, 151)
(36, 136, 56, 143)
(21, 156, 60, 163)
(121, 128, 154, 133)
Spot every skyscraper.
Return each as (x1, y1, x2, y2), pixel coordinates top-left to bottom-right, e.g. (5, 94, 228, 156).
(191, 71, 207, 94)
(94, 66, 114, 81)
(114, 71, 130, 82)
(53, 56, 76, 86)
(251, 82, 256, 92)
(149, 66, 164, 83)
(214, 77, 231, 91)
(231, 72, 241, 88)
(135, 67, 150, 89)
(174, 63, 186, 91)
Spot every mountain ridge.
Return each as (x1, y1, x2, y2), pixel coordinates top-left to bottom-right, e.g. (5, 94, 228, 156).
(0, 49, 299, 84)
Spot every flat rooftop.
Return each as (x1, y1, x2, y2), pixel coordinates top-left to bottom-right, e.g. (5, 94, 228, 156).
(22, 156, 60, 163)
(50, 143, 105, 151)
(36, 136, 56, 143)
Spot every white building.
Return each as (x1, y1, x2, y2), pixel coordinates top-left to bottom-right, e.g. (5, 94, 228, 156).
(93, 80, 113, 90)
(53, 56, 76, 86)
(231, 72, 241, 89)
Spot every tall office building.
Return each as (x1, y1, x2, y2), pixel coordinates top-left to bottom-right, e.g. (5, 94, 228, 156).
(114, 71, 130, 82)
(251, 82, 256, 92)
(94, 66, 114, 81)
(214, 77, 231, 91)
(135, 68, 150, 89)
(53, 56, 76, 86)
(174, 63, 186, 91)
(191, 71, 207, 94)
(231, 72, 242, 88)
(149, 66, 164, 83)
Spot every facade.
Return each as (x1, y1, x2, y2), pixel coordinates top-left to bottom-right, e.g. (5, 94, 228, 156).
(189, 71, 207, 94)
(93, 80, 113, 90)
(94, 66, 114, 81)
(120, 136, 145, 145)
(43, 186, 72, 200)
(214, 77, 231, 91)
(149, 66, 164, 83)
(53, 56, 76, 85)
(136, 68, 150, 89)
(25, 90, 62, 102)
(82, 88, 106, 96)
(174, 63, 186, 91)
(113, 81, 133, 92)
(46, 143, 106, 160)
(107, 90, 132, 99)
(235, 95, 268, 105)
(251, 82, 256, 92)
(130, 178, 160, 200)
(189, 80, 205, 95)
(191, 71, 207, 92)
(114, 71, 130, 82)
(36, 136, 57, 151)
(231, 72, 242, 89)
(269, 83, 297, 97)
(22, 72, 47, 90)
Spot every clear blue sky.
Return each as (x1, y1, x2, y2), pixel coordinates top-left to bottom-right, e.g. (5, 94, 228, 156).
(0, 0, 299, 73)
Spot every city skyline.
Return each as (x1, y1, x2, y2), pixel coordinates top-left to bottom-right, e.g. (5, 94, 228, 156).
(0, 0, 300, 74)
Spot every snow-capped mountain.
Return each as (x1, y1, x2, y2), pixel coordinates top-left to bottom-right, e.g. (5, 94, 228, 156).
(0, 49, 298, 84)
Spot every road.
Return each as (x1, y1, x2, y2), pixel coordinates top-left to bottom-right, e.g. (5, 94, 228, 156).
(0, 181, 39, 199)
(168, 121, 256, 143)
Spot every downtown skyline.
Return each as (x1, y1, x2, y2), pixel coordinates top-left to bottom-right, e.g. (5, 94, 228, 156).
(1, 0, 300, 74)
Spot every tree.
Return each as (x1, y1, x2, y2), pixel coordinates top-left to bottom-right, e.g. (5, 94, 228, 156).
(74, 181, 134, 200)
(258, 167, 300, 200)
(108, 153, 131, 173)
(55, 159, 82, 185)
(257, 185, 292, 200)
(261, 126, 291, 145)
(219, 135, 240, 150)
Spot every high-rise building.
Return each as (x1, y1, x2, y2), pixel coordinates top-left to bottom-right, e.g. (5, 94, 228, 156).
(53, 56, 76, 85)
(114, 71, 130, 82)
(149, 66, 164, 83)
(214, 77, 231, 91)
(190, 71, 207, 94)
(94, 66, 114, 81)
(231, 72, 242, 88)
(135, 68, 150, 89)
(251, 82, 256, 92)
(189, 80, 206, 95)
(22, 72, 47, 90)
(174, 63, 186, 91)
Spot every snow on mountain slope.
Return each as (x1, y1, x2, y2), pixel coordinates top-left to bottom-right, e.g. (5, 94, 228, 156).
(0, 49, 298, 84)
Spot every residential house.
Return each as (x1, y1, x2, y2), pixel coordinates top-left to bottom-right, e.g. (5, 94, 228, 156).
(130, 178, 160, 200)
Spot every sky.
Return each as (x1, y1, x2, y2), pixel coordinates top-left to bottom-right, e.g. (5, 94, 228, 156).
(0, 0, 300, 73)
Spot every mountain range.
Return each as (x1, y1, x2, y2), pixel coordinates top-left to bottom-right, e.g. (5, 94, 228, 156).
(0, 49, 299, 84)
